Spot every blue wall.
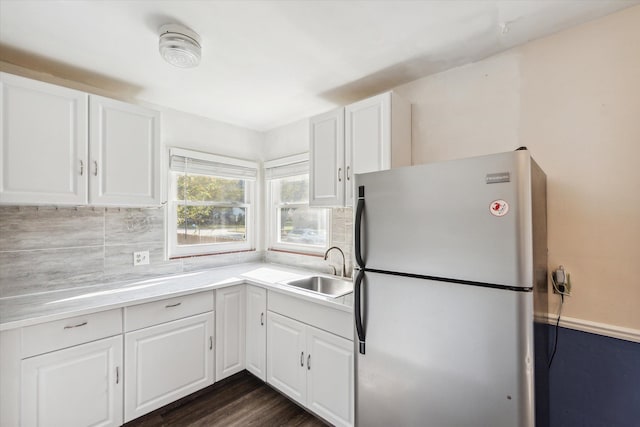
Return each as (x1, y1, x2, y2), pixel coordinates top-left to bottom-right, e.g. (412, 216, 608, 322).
(548, 326, 640, 427)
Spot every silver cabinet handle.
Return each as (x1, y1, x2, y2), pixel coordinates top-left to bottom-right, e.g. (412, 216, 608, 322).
(346, 166, 351, 181)
(260, 312, 264, 326)
(165, 302, 182, 308)
(93, 160, 98, 176)
(307, 354, 311, 370)
(209, 336, 213, 350)
(338, 167, 342, 182)
(79, 160, 84, 176)
(64, 321, 87, 329)
(300, 351, 304, 367)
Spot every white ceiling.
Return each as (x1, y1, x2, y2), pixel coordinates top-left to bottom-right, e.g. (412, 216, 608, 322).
(0, 1, 637, 131)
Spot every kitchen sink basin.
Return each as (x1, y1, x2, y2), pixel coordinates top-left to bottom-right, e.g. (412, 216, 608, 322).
(283, 276, 353, 298)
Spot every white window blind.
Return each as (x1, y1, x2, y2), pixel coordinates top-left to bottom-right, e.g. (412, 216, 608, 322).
(170, 149, 258, 180)
(264, 153, 309, 180)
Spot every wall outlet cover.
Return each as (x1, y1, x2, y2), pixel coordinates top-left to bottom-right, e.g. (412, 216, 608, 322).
(133, 251, 150, 266)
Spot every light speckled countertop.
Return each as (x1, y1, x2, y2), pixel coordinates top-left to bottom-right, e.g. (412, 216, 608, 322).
(0, 263, 353, 331)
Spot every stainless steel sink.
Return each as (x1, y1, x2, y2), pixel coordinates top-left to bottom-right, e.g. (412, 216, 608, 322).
(283, 276, 353, 298)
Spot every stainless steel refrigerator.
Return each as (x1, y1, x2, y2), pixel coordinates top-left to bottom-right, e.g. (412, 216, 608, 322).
(353, 149, 549, 427)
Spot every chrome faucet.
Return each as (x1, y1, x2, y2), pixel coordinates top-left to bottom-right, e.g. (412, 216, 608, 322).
(324, 246, 347, 278)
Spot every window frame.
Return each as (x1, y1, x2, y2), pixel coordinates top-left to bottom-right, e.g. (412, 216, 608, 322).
(265, 153, 330, 255)
(168, 148, 258, 258)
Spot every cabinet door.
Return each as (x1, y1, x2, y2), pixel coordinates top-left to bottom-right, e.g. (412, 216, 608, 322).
(21, 335, 123, 427)
(215, 285, 246, 381)
(124, 312, 214, 422)
(89, 95, 160, 206)
(266, 311, 307, 406)
(344, 92, 391, 206)
(306, 326, 354, 427)
(0, 72, 88, 205)
(310, 107, 344, 207)
(245, 285, 267, 381)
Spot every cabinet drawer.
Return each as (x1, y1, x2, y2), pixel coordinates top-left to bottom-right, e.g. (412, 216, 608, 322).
(125, 291, 214, 332)
(22, 309, 122, 358)
(268, 291, 353, 340)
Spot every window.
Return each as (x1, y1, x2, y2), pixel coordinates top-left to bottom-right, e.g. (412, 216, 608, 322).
(265, 154, 330, 253)
(168, 148, 257, 257)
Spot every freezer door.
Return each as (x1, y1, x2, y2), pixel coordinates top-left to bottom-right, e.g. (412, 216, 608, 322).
(355, 272, 534, 427)
(355, 150, 540, 288)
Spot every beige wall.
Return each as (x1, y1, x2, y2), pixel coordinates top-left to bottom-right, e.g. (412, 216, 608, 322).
(395, 6, 640, 331)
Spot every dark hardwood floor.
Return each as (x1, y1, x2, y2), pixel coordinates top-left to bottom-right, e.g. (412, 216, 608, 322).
(124, 370, 328, 427)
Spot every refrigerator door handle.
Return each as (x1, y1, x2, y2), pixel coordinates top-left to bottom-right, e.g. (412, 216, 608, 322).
(354, 268, 366, 354)
(355, 186, 365, 269)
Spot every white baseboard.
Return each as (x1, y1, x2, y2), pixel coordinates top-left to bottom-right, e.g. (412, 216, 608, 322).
(541, 313, 640, 344)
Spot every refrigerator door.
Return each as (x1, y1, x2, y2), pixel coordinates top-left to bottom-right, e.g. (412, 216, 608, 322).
(355, 272, 534, 427)
(355, 150, 537, 288)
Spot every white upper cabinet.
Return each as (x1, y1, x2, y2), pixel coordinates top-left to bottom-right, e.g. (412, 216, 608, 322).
(344, 92, 411, 206)
(0, 72, 89, 205)
(0, 72, 161, 207)
(309, 107, 345, 207)
(309, 91, 411, 207)
(89, 96, 160, 206)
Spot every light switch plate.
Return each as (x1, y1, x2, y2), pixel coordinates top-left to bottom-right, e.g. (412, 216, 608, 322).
(133, 251, 150, 266)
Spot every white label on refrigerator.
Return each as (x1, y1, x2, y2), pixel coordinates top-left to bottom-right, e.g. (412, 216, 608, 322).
(490, 200, 509, 217)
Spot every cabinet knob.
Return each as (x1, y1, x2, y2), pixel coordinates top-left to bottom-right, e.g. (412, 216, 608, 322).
(338, 167, 343, 182)
(260, 312, 264, 326)
(79, 160, 84, 176)
(300, 351, 304, 367)
(346, 166, 351, 181)
(93, 160, 98, 177)
(165, 302, 182, 308)
(209, 336, 213, 350)
(116, 366, 120, 384)
(307, 354, 311, 370)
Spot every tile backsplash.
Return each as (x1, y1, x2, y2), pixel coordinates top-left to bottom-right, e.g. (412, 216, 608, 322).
(0, 206, 260, 298)
(0, 206, 352, 298)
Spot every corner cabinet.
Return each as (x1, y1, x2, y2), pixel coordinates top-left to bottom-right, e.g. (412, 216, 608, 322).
(0, 72, 160, 207)
(310, 91, 411, 207)
(216, 285, 246, 381)
(245, 285, 267, 381)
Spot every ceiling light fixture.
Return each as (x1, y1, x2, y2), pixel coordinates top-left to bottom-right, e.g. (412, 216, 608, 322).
(159, 24, 201, 68)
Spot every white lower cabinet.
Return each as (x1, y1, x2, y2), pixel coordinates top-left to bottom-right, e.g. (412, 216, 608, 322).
(306, 326, 354, 427)
(245, 285, 267, 381)
(216, 285, 246, 381)
(123, 291, 215, 422)
(21, 335, 123, 427)
(267, 311, 354, 427)
(267, 311, 307, 405)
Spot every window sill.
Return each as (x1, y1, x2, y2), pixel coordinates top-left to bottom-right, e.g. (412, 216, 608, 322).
(169, 249, 256, 260)
(267, 248, 325, 258)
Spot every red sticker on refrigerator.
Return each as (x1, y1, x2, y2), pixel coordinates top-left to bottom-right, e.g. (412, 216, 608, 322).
(490, 200, 509, 216)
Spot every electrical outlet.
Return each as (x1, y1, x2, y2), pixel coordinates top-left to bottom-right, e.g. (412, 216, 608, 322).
(552, 266, 571, 296)
(133, 251, 150, 266)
